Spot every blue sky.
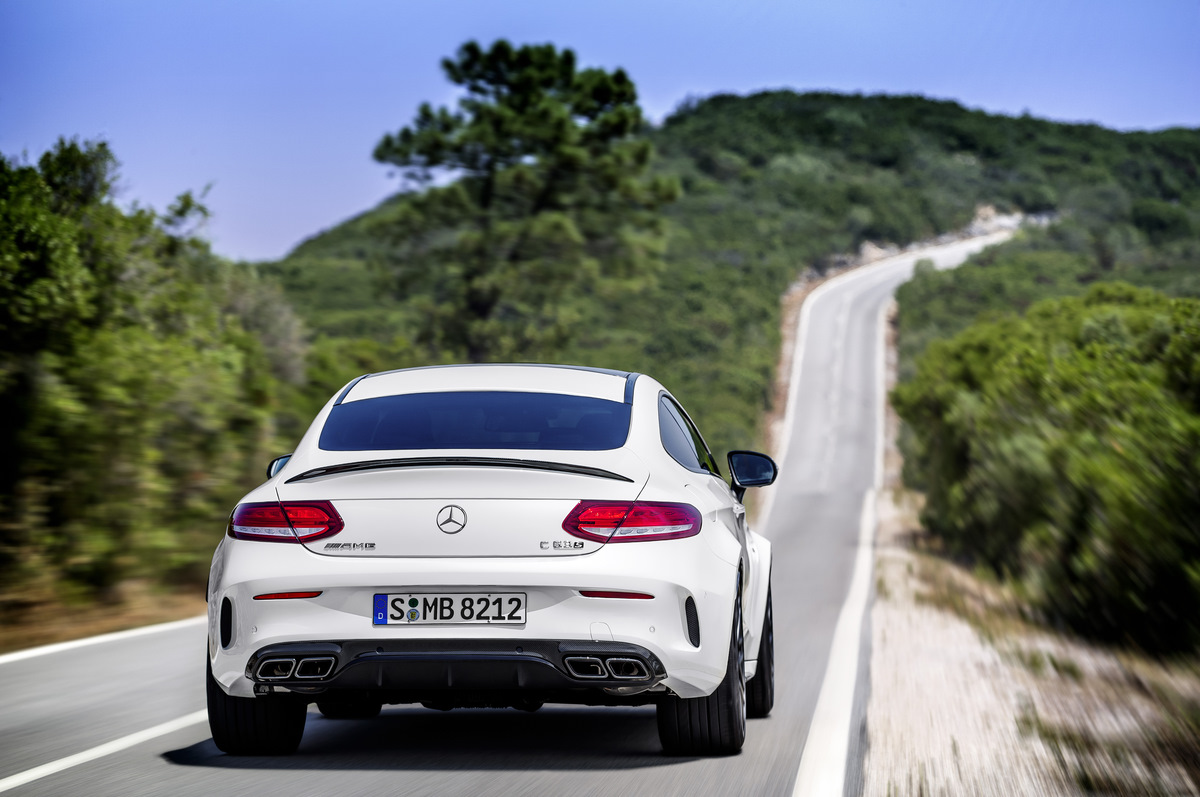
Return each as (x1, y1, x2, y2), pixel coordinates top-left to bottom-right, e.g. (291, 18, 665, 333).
(2, 0, 1197, 261)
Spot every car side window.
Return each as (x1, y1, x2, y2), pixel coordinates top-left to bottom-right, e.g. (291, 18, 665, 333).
(659, 396, 723, 479)
(659, 397, 703, 471)
(675, 401, 724, 479)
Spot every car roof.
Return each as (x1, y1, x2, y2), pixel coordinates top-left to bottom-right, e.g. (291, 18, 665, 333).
(337, 364, 640, 405)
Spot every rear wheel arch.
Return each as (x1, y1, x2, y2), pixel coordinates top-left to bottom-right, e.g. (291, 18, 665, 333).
(657, 571, 747, 755)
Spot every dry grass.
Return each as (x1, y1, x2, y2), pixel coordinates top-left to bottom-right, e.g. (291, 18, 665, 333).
(909, 537, 1031, 643)
(0, 580, 205, 655)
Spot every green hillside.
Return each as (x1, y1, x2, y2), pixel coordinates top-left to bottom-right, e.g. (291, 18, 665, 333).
(265, 90, 1200, 461)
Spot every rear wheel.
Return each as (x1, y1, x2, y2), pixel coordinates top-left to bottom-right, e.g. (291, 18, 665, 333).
(317, 699, 382, 719)
(207, 658, 307, 755)
(747, 584, 774, 718)
(657, 589, 747, 756)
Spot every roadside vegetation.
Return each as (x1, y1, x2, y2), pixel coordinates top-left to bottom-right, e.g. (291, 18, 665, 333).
(0, 140, 304, 614)
(884, 110, 1200, 790)
(892, 173, 1200, 651)
(3, 38, 1199, 646)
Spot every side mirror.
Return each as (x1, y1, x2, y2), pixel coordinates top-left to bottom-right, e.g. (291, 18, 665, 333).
(727, 450, 778, 502)
(267, 454, 293, 479)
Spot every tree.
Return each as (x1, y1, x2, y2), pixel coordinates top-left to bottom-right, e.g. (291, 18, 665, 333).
(0, 153, 93, 358)
(372, 40, 677, 362)
(0, 139, 303, 603)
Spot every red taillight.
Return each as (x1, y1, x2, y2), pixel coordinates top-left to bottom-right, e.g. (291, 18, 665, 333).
(253, 591, 323, 600)
(562, 501, 702, 543)
(228, 501, 344, 543)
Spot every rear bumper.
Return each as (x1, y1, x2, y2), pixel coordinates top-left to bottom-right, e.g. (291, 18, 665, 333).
(243, 638, 667, 706)
(207, 532, 741, 699)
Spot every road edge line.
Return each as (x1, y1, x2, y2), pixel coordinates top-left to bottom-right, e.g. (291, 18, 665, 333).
(791, 291, 891, 796)
(0, 710, 208, 794)
(0, 615, 207, 667)
(791, 489, 877, 797)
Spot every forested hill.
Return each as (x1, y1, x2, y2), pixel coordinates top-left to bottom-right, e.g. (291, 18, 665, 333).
(266, 89, 1200, 456)
(657, 91, 1197, 212)
(5, 85, 1197, 614)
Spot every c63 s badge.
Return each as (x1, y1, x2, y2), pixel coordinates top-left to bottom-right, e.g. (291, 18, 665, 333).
(541, 540, 584, 550)
(324, 542, 376, 550)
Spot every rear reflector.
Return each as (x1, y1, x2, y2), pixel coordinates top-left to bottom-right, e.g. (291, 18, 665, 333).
(562, 501, 702, 543)
(228, 501, 344, 543)
(253, 591, 323, 600)
(579, 590, 655, 599)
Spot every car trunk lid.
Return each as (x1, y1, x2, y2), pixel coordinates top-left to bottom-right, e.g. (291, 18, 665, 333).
(274, 454, 647, 557)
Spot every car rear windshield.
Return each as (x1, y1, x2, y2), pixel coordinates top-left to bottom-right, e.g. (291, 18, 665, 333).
(318, 391, 632, 451)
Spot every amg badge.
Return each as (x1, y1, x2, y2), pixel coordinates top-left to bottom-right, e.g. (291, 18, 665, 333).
(323, 542, 376, 550)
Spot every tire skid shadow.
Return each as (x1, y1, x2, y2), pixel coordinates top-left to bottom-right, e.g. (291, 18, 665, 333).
(164, 706, 691, 771)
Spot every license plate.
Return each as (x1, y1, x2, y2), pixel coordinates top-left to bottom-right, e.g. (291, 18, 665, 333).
(373, 593, 526, 625)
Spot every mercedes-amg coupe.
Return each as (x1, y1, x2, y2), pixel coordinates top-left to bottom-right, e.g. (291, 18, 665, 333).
(206, 364, 777, 756)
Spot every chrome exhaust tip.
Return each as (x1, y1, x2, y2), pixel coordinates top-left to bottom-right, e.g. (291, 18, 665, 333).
(295, 656, 335, 679)
(563, 656, 607, 679)
(255, 657, 297, 680)
(605, 657, 649, 680)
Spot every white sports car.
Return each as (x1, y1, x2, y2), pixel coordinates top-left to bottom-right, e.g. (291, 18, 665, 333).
(206, 364, 777, 756)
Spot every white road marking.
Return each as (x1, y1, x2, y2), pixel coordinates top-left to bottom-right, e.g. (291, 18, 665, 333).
(0, 616, 206, 667)
(0, 710, 208, 793)
(791, 490, 877, 797)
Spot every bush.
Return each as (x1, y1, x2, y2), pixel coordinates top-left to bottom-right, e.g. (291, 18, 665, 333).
(1132, 198, 1195, 245)
(893, 284, 1200, 650)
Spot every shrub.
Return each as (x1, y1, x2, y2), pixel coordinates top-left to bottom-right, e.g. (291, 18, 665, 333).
(894, 284, 1200, 650)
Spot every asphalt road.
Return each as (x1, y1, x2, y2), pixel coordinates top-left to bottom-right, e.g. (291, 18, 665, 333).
(0, 232, 1011, 797)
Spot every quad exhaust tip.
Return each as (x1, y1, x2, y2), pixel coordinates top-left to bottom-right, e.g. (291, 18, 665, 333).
(255, 655, 336, 681)
(563, 655, 650, 680)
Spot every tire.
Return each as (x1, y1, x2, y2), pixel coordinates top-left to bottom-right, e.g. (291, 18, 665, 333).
(747, 584, 774, 718)
(317, 699, 382, 719)
(207, 658, 307, 755)
(657, 588, 747, 756)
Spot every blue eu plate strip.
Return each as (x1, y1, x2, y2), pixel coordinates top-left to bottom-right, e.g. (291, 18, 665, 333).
(373, 594, 387, 625)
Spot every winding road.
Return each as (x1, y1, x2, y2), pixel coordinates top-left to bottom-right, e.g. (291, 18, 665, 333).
(0, 231, 1012, 796)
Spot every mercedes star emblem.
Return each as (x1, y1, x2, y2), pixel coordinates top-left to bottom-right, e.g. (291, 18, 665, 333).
(436, 505, 467, 534)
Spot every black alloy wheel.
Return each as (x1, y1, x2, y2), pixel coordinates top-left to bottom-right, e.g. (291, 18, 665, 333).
(207, 657, 307, 755)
